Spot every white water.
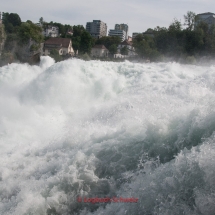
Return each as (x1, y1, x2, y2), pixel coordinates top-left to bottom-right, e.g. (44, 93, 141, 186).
(0, 57, 215, 215)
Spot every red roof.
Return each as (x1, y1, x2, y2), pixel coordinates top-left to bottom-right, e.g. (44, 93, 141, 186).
(44, 38, 71, 48)
(121, 40, 132, 46)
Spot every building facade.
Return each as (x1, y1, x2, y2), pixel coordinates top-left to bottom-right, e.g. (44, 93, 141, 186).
(115, 24, 129, 39)
(91, 45, 109, 58)
(43, 25, 59, 37)
(86, 20, 107, 39)
(44, 38, 74, 56)
(108, 23, 129, 41)
(195, 12, 215, 29)
(117, 40, 137, 57)
(108, 29, 126, 41)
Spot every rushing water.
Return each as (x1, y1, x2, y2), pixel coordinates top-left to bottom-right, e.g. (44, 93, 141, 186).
(0, 57, 215, 215)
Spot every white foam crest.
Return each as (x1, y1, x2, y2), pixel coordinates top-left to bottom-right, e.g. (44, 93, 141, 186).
(1, 58, 215, 214)
(39, 56, 55, 70)
(88, 135, 215, 215)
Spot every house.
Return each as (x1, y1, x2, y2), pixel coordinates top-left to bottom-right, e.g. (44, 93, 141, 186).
(117, 40, 137, 57)
(113, 53, 127, 59)
(43, 38, 74, 56)
(43, 25, 59, 37)
(91, 45, 109, 58)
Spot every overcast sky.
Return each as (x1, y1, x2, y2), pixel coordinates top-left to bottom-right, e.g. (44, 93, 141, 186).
(1, 0, 214, 35)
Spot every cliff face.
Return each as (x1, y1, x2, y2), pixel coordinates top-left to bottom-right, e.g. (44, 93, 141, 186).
(0, 35, 42, 66)
(16, 39, 42, 64)
(0, 24, 6, 56)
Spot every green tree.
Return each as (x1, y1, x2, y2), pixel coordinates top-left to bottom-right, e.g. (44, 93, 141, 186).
(18, 21, 43, 44)
(120, 46, 128, 55)
(169, 19, 182, 32)
(8, 13, 21, 27)
(39, 17, 44, 25)
(184, 11, 196, 31)
(70, 25, 94, 54)
(109, 44, 117, 54)
(95, 36, 121, 49)
(184, 29, 204, 55)
(80, 31, 93, 54)
(81, 53, 91, 61)
(133, 31, 161, 61)
(50, 49, 62, 62)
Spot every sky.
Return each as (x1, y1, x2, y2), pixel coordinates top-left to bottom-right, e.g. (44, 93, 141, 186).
(1, 0, 214, 36)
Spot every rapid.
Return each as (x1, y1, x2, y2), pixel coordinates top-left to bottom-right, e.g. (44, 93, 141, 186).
(0, 57, 215, 215)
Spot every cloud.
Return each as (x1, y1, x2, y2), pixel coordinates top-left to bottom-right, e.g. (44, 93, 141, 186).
(1, 0, 214, 34)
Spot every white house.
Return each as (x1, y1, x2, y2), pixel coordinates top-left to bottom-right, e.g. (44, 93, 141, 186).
(43, 25, 59, 37)
(44, 38, 74, 56)
(91, 45, 109, 58)
(117, 40, 137, 57)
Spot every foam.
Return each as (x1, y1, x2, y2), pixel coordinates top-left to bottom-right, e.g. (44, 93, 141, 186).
(0, 57, 215, 214)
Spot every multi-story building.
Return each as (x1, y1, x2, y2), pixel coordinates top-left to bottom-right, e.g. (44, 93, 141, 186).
(108, 23, 129, 41)
(115, 24, 129, 39)
(86, 20, 107, 39)
(195, 12, 215, 29)
(108, 29, 126, 41)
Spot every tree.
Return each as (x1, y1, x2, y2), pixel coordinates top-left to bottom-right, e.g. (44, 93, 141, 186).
(80, 31, 93, 54)
(184, 11, 196, 31)
(120, 46, 128, 55)
(169, 19, 182, 32)
(8, 13, 21, 27)
(50, 49, 62, 62)
(70, 25, 94, 54)
(109, 44, 118, 54)
(95, 36, 121, 49)
(39, 17, 44, 25)
(18, 21, 43, 44)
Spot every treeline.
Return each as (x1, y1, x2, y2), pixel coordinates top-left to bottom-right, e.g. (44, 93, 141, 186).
(133, 11, 215, 63)
(1, 11, 215, 64)
(1, 12, 44, 64)
(1, 13, 95, 65)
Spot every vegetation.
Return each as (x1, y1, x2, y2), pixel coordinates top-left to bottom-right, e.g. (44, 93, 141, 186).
(2, 12, 22, 33)
(81, 53, 91, 61)
(132, 12, 215, 62)
(108, 44, 118, 54)
(1, 10, 215, 65)
(120, 46, 128, 55)
(18, 20, 43, 45)
(50, 49, 62, 62)
(95, 36, 121, 50)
